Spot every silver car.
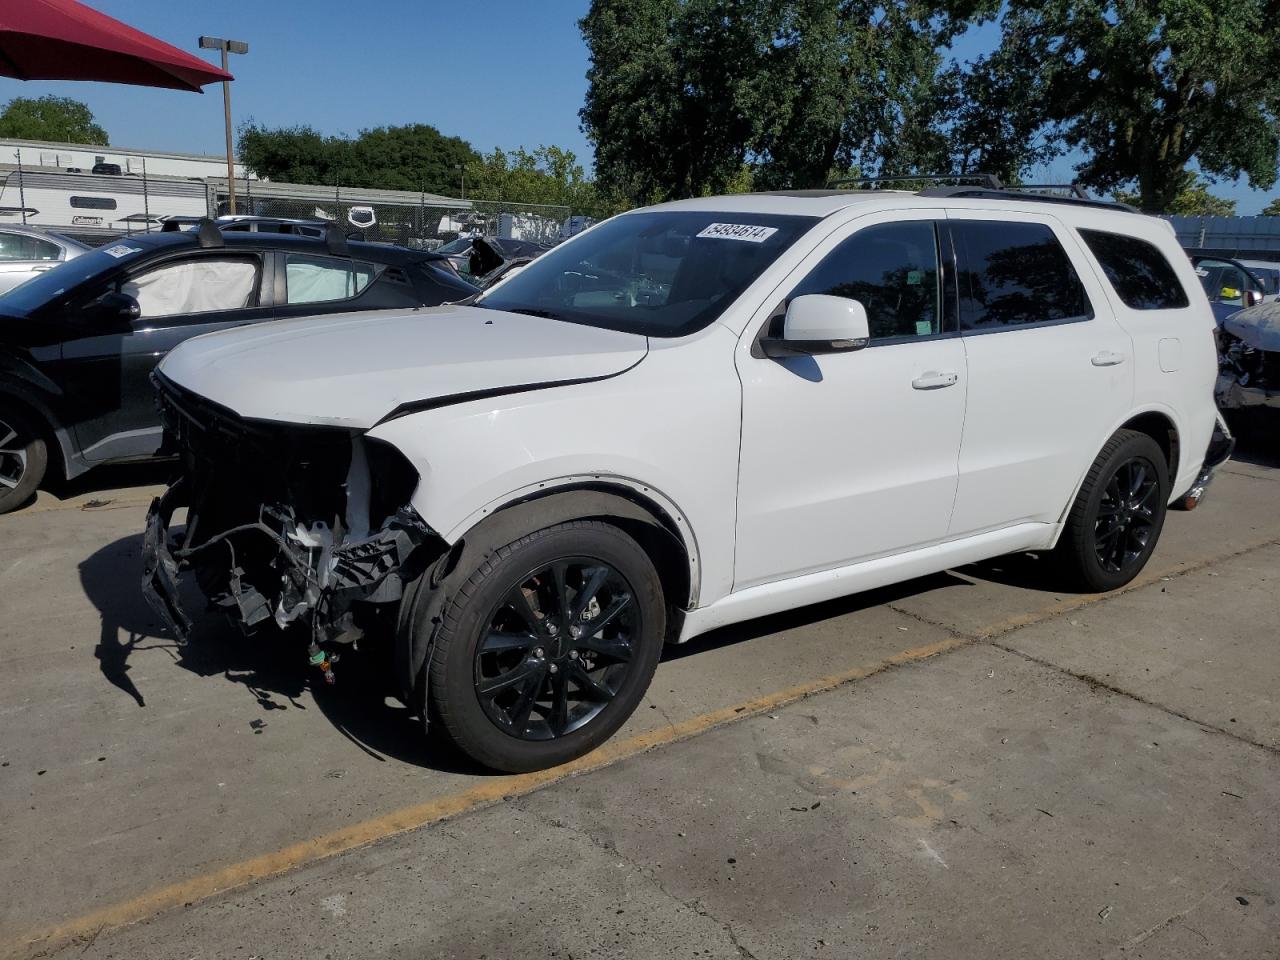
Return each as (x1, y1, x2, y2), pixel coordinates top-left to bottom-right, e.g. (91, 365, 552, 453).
(0, 226, 90, 296)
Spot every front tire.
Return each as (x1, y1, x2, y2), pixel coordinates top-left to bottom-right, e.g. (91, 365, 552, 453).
(1055, 429, 1169, 592)
(0, 405, 49, 514)
(427, 520, 665, 773)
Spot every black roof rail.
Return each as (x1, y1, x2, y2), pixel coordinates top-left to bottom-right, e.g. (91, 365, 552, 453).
(827, 173, 1004, 190)
(159, 215, 205, 232)
(916, 186, 1139, 214)
(1003, 183, 1091, 199)
(324, 222, 349, 256)
(195, 220, 224, 248)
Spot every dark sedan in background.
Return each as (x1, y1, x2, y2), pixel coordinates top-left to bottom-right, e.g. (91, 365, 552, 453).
(0, 223, 476, 512)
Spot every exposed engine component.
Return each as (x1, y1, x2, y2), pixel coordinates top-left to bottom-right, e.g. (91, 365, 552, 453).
(141, 373, 440, 663)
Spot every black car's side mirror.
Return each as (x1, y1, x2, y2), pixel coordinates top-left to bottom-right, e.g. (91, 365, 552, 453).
(94, 291, 141, 324)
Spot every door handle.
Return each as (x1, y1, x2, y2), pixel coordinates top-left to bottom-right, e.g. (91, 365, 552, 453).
(31, 264, 55, 272)
(911, 371, 959, 390)
(1091, 350, 1126, 367)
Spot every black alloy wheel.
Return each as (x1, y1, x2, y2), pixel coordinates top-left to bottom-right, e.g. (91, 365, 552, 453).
(425, 520, 666, 773)
(1092, 456, 1160, 574)
(474, 558, 637, 741)
(1055, 429, 1169, 592)
(0, 408, 49, 514)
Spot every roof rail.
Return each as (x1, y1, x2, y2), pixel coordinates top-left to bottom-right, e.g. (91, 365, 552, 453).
(324, 222, 349, 256)
(195, 219, 224, 248)
(827, 173, 1004, 190)
(159, 215, 205, 232)
(916, 186, 1139, 214)
(1003, 183, 1091, 199)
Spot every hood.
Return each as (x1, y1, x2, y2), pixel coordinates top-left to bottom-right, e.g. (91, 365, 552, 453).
(158, 305, 649, 428)
(1224, 300, 1280, 352)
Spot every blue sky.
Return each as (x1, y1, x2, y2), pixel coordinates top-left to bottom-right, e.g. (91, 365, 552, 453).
(2, 1, 1275, 213)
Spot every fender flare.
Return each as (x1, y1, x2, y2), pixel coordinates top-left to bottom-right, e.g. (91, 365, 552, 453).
(395, 481, 700, 709)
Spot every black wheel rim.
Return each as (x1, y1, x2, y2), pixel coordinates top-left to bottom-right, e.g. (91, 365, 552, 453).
(0, 417, 28, 493)
(474, 557, 637, 741)
(1093, 456, 1160, 574)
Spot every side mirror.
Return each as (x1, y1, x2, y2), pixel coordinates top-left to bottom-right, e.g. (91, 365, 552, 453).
(95, 291, 141, 323)
(761, 294, 870, 358)
(1246, 288, 1264, 307)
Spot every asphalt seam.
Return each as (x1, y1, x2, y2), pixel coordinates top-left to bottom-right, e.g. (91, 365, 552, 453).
(986, 637, 1280, 757)
(518, 805, 761, 960)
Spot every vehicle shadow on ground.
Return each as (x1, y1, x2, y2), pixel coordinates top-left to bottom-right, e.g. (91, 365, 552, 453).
(78, 532, 1069, 772)
(77, 532, 486, 774)
(1225, 420, 1280, 469)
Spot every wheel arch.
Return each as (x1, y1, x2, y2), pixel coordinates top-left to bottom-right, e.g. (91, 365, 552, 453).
(0, 379, 80, 482)
(396, 480, 700, 708)
(1052, 405, 1183, 537)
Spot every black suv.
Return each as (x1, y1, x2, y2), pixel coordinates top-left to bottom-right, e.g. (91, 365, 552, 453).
(0, 224, 476, 512)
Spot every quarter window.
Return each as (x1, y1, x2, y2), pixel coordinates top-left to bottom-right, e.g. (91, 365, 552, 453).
(788, 221, 941, 340)
(121, 258, 258, 318)
(1079, 229, 1189, 310)
(284, 253, 376, 305)
(951, 221, 1091, 331)
(0, 232, 61, 261)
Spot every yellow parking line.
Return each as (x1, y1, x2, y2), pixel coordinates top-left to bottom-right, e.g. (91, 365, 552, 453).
(11, 634, 969, 958)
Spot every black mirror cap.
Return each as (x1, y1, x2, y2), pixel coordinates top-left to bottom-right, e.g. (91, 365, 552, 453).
(98, 291, 141, 322)
(760, 336, 869, 358)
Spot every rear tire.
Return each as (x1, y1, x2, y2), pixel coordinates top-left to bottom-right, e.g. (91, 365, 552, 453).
(426, 520, 665, 773)
(1055, 429, 1169, 592)
(0, 405, 49, 514)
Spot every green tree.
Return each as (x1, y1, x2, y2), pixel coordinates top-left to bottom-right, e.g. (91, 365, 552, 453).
(464, 145, 624, 219)
(238, 122, 478, 196)
(579, 0, 986, 204)
(1115, 176, 1236, 216)
(977, 0, 1280, 211)
(0, 96, 108, 145)
(1262, 197, 1280, 217)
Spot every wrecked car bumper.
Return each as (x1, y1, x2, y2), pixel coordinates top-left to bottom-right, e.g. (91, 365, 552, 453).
(1216, 373, 1280, 410)
(141, 372, 439, 654)
(1174, 412, 1234, 510)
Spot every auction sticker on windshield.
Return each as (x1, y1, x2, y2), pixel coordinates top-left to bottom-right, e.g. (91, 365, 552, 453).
(696, 223, 779, 243)
(102, 244, 143, 259)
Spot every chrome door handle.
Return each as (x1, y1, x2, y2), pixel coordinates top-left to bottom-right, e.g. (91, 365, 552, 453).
(911, 371, 958, 390)
(31, 264, 54, 272)
(1091, 350, 1126, 367)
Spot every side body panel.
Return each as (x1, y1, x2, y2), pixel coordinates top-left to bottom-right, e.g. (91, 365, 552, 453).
(367, 324, 744, 607)
(943, 208, 1135, 535)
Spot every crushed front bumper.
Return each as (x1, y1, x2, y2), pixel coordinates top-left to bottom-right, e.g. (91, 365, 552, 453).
(142, 479, 192, 640)
(142, 476, 434, 644)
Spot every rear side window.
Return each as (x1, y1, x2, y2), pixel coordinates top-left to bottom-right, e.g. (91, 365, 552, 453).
(284, 253, 377, 305)
(951, 221, 1091, 331)
(1079, 229, 1189, 310)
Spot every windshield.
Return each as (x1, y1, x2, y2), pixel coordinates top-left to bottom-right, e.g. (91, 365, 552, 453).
(474, 211, 815, 337)
(0, 242, 146, 312)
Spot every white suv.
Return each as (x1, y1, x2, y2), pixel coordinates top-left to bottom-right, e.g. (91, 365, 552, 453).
(143, 187, 1232, 772)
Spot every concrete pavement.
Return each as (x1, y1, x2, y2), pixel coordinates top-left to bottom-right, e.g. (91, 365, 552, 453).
(1, 444, 1277, 958)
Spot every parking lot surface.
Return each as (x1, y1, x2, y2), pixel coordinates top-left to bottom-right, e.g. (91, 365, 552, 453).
(2, 446, 1278, 959)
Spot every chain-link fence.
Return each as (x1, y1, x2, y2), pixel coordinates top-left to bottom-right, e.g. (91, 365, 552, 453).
(210, 180, 569, 248)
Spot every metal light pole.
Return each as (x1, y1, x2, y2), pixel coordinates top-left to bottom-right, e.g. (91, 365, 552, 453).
(199, 36, 248, 214)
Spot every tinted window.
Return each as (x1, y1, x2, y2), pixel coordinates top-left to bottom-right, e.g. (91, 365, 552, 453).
(1079, 229, 1189, 310)
(476, 211, 814, 337)
(788, 221, 941, 340)
(952, 221, 1091, 330)
(284, 253, 376, 304)
(0, 232, 60, 261)
(70, 196, 117, 210)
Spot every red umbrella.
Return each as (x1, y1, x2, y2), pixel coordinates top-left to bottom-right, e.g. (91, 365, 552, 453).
(0, 0, 232, 92)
